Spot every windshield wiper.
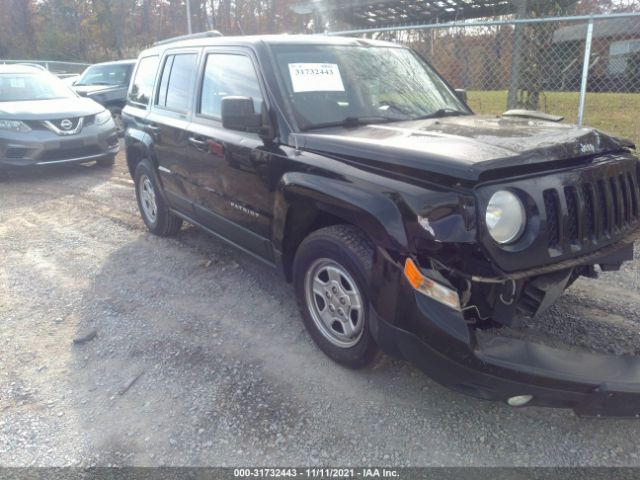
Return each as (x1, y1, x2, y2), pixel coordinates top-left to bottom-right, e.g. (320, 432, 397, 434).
(416, 108, 468, 120)
(302, 116, 399, 131)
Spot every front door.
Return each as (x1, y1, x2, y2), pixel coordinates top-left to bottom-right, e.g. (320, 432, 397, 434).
(186, 49, 275, 261)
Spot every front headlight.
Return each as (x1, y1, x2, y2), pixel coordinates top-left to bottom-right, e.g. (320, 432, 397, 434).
(485, 190, 526, 244)
(0, 119, 31, 133)
(95, 110, 112, 125)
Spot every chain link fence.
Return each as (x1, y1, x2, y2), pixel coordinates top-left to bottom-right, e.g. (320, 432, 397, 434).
(331, 13, 640, 146)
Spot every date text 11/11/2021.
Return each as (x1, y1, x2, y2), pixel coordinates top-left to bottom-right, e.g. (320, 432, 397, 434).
(233, 468, 400, 478)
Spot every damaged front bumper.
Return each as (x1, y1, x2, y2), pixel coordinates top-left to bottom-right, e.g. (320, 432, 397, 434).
(369, 246, 640, 417)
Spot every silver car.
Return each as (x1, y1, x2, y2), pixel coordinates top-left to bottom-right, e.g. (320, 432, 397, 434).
(0, 64, 119, 174)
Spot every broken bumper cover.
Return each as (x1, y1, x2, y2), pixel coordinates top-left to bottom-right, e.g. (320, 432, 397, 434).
(369, 249, 640, 417)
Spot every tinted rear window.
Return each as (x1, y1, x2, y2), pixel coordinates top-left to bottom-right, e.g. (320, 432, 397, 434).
(128, 56, 159, 107)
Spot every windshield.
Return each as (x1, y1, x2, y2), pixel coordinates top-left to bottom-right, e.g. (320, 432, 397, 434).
(0, 73, 75, 102)
(272, 44, 469, 130)
(76, 63, 133, 86)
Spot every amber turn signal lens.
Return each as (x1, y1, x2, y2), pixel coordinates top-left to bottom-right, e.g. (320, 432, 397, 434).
(403, 258, 461, 311)
(404, 257, 424, 290)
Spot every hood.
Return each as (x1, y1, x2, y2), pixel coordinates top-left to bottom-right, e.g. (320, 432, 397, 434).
(0, 97, 104, 120)
(294, 115, 630, 183)
(73, 84, 124, 96)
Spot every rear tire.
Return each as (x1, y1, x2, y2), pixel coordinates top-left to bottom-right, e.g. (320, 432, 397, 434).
(134, 160, 183, 236)
(293, 224, 381, 369)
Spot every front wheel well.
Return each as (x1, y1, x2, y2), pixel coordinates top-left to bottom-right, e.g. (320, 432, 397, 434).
(281, 206, 363, 282)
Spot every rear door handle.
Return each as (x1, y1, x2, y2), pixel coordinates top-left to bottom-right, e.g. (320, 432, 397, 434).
(146, 124, 160, 132)
(188, 137, 208, 149)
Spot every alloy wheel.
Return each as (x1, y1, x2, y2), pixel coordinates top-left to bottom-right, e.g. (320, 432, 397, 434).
(304, 258, 365, 348)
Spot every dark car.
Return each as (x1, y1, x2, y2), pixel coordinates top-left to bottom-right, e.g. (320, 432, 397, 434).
(74, 60, 136, 135)
(123, 34, 640, 417)
(0, 64, 119, 174)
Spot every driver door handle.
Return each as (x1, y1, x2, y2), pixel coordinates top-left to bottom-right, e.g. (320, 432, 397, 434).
(188, 136, 207, 147)
(188, 137, 209, 151)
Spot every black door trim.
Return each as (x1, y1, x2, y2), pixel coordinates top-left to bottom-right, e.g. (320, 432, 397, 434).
(171, 207, 275, 267)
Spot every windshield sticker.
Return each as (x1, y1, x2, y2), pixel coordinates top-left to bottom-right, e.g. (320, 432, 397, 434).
(10, 78, 25, 88)
(288, 63, 345, 93)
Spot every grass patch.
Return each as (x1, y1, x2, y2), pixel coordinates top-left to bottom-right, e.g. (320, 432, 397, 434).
(467, 90, 640, 147)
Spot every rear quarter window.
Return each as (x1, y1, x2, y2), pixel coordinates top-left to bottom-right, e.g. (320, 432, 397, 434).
(128, 55, 159, 108)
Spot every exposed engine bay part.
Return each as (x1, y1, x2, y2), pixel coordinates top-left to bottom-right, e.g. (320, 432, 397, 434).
(517, 268, 573, 318)
(420, 241, 634, 327)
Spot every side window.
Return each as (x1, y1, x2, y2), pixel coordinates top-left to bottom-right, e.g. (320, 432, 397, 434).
(156, 56, 174, 107)
(156, 53, 198, 113)
(200, 54, 263, 119)
(128, 56, 159, 108)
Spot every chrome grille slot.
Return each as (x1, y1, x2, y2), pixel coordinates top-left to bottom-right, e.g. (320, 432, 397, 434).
(564, 186, 579, 244)
(628, 172, 639, 219)
(544, 189, 561, 249)
(610, 177, 622, 230)
(620, 173, 631, 224)
(582, 184, 595, 241)
(596, 179, 610, 236)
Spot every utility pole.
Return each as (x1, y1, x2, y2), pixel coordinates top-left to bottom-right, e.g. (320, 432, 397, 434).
(186, 0, 192, 34)
(577, 19, 594, 126)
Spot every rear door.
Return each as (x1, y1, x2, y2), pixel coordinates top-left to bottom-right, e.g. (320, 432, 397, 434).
(146, 49, 200, 214)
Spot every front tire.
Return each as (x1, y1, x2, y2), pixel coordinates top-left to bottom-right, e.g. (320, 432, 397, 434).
(134, 160, 183, 236)
(293, 225, 381, 368)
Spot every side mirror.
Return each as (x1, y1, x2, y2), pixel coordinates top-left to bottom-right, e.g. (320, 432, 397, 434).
(455, 89, 468, 104)
(221, 96, 262, 132)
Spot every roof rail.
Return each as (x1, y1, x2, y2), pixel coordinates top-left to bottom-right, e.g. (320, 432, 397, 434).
(153, 30, 223, 47)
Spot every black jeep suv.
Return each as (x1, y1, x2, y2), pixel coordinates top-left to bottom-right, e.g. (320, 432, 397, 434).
(123, 34, 640, 417)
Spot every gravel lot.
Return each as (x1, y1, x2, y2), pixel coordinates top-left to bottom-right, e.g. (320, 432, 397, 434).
(2, 149, 640, 467)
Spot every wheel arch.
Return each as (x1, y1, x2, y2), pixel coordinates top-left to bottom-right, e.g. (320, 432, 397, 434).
(125, 129, 156, 178)
(273, 172, 410, 281)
